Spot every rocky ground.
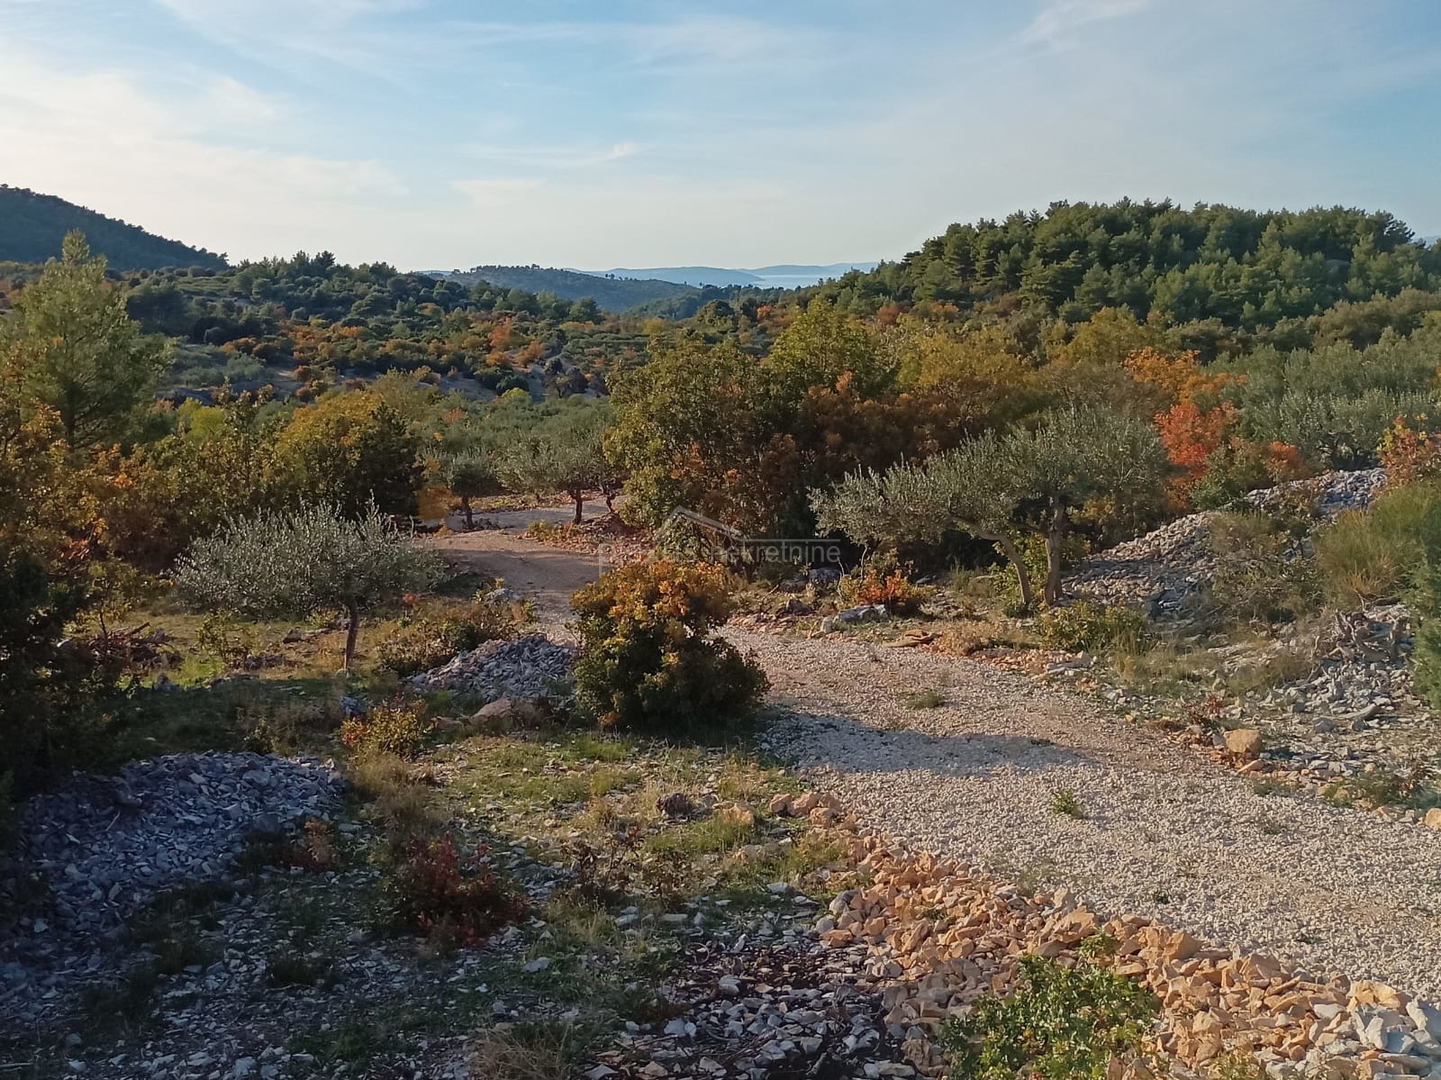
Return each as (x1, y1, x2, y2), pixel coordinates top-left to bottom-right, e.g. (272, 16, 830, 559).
(10, 479, 1441, 1080)
(1067, 470, 1387, 618)
(732, 627, 1441, 1001)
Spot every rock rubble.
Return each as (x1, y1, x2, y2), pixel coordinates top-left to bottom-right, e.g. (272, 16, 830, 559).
(408, 634, 576, 698)
(1068, 469, 1386, 616)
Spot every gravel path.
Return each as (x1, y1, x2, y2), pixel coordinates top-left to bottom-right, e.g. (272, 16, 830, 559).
(732, 628, 1441, 997)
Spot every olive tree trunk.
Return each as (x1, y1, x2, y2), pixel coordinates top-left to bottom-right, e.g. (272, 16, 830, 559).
(343, 598, 361, 671)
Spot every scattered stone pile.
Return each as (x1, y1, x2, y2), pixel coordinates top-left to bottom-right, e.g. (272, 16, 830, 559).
(798, 820, 1441, 1079)
(3, 753, 343, 935)
(1080, 603, 1440, 808)
(408, 634, 576, 698)
(0, 753, 344, 1032)
(581, 939, 908, 1080)
(1069, 470, 1386, 617)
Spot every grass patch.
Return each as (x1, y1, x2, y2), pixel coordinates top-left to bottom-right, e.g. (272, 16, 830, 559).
(1049, 789, 1087, 819)
(643, 812, 758, 860)
(1109, 637, 1214, 696)
(1221, 644, 1314, 697)
(901, 688, 947, 709)
(1314, 481, 1440, 607)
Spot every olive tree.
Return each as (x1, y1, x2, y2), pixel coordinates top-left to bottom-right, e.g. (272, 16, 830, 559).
(813, 431, 1037, 609)
(440, 450, 502, 528)
(174, 505, 441, 670)
(814, 408, 1168, 608)
(1007, 406, 1170, 604)
(502, 405, 622, 524)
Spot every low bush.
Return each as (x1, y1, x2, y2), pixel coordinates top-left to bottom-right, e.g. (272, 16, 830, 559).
(572, 560, 768, 735)
(1378, 418, 1441, 486)
(339, 698, 431, 759)
(1206, 512, 1321, 625)
(1049, 789, 1087, 818)
(1191, 440, 1308, 510)
(939, 953, 1158, 1080)
(379, 833, 527, 946)
(839, 553, 933, 615)
(1314, 481, 1439, 606)
(196, 612, 255, 668)
(375, 593, 523, 677)
(1036, 601, 1145, 652)
(1412, 500, 1441, 709)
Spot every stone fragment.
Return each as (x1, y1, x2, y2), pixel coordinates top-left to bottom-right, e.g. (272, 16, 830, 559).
(1224, 728, 1264, 760)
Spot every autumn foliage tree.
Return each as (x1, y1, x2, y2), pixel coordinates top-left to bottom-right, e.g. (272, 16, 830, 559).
(274, 391, 423, 517)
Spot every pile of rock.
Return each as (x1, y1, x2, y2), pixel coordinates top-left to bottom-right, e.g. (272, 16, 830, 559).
(3, 752, 344, 935)
(1068, 470, 1387, 617)
(0, 753, 344, 1032)
(408, 634, 576, 699)
(580, 939, 908, 1080)
(810, 827, 1441, 1079)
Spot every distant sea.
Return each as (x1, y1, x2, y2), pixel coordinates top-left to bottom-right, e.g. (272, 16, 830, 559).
(748, 273, 843, 289)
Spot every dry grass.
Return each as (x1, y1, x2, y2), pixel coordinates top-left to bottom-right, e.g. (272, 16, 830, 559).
(348, 753, 444, 838)
(471, 1020, 598, 1080)
(936, 615, 1035, 656)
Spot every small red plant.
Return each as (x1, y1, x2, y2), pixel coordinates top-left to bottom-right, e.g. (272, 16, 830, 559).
(383, 834, 526, 947)
(339, 697, 431, 758)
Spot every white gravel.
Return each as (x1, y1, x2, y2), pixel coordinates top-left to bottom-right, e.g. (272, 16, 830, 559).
(730, 628, 1441, 997)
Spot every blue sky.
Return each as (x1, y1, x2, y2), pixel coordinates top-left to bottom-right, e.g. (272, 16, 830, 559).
(2, 0, 1440, 269)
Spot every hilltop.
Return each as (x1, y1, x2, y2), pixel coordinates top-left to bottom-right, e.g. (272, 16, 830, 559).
(811, 199, 1441, 330)
(0, 186, 227, 270)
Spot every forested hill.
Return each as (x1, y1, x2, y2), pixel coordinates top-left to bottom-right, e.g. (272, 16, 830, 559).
(441, 265, 694, 311)
(809, 200, 1441, 330)
(0, 186, 227, 270)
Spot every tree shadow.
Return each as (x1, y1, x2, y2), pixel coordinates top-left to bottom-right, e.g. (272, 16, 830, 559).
(770, 706, 1100, 781)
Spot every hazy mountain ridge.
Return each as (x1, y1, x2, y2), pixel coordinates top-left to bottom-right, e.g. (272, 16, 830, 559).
(431, 265, 695, 311)
(592, 263, 880, 288)
(0, 186, 227, 271)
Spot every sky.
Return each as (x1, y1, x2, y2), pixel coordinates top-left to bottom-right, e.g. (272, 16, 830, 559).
(2, 0, 1440, 270)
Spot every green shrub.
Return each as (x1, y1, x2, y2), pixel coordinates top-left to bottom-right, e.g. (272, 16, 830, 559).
(1206, 511, 1321, 625)
(1191, 443, 1287, 510)
(572, 560, 768, 735)
(1049, 789, 1087, 818)
(375, 594, 523, 677)
(340, 698, 431, 759)
(1036, 601, 1145, 652)
(196, 612, 255, 668)
(939, 953, 1158, 1080)
(1412, 501, 1441, 709)
(1314, 482, 1440, 607)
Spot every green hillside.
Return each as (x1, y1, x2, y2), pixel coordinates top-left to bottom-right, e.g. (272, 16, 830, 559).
(0, 185, 227, 270)
(445, 264, 694, 311)
(811, 199, 1441, 330)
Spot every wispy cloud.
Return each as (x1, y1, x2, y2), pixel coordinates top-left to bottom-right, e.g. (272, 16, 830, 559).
(151, 0, 425, 70)
(0, 41, 405, 259)
(451, 178, 544, 207)
(1023, 0, 1152, 46)
(462, 142, 643, 170)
